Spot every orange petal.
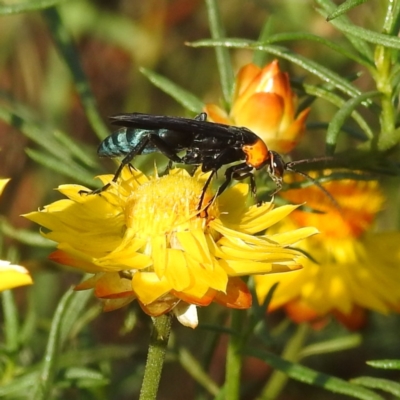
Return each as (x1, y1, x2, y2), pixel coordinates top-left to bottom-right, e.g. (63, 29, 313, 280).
(233, 92, 284, 139)
(234, 63, 262, 99)
(203, 103, 231, 124)
(49, 249, 101, 273)
(103, 297, 134, 312)
(74, 274, 102, 291)
(214, 277, 252, 309)
(94, 273, 135, 299)
(284, 299, 319, 323)
(173, 288, 216, 306)
(332, 306, 367, 331)
(139, 293, 180, 316)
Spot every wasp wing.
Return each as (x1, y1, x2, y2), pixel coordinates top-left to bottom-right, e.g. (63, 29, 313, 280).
(109, 113, 245, 139)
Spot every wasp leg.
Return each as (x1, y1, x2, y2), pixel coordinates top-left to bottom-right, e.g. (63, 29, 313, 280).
(217, 163, 253, 198)
(231, 168, 261, 205)
(197, 170, 216, 211)
(82, 133, 185, 195)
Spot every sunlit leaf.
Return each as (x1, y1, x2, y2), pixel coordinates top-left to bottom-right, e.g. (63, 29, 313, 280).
(303, 83, 374, 140)
(26, 149, 98, 187)
(351, 377, 400, 397)
(205, 0, 234, 105)
(189, 39, 363, 100)
(247, 348, 384, 400)
(326, 91, 380, 153)
(299, 334, 362, 359)
(326, 0, 369, 21)
(259, 32, 373, 67)
(366, 360, 400, 370)
(42, 8, 109, 141)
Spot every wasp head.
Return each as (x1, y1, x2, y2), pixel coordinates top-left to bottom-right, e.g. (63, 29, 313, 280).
(267, 151, 286, 195)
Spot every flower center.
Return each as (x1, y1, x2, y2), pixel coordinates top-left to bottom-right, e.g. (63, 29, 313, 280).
(125, 174, 218, 236)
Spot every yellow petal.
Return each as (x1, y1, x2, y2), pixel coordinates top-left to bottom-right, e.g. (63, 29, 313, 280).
(0, 179, 10, 196)
(0, 261, 33, 291)
(132, 272, 172, 305)
(164, 249, 191, 291)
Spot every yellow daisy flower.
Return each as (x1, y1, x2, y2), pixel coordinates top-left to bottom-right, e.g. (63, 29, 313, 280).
(204, 61, 310, 154)
(25, 167, 317, 328)
(0, 179, 33, 291)
(255, 172, 400, 329)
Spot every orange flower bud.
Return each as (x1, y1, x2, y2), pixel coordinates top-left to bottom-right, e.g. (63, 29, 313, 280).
(204, 61, 310, 154)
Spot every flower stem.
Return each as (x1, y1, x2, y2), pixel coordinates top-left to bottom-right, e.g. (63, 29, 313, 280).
(224, 309, 245, 400)
(139, 313, 172, 400)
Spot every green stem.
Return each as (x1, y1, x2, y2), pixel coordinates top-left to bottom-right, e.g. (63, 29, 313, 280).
(259, 323, 310, 400)
(139, 314, 173, 400)
(224, 309, 245, 400)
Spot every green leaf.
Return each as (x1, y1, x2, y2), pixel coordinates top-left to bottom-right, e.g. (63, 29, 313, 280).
(32, 288, 76, 400)
(189, 39, 363, 100)
(315, 0, 373, 61)
(326, 0, 369, 21)
(52, 129, 98, 168)
(64, 367, 109, 388)
(247, 348, 385, 400)
(58, 288, 94, 346)
(0, 217, 54, 247)
(382, 0, 400, 36)
(26, 149, 98, 187)
(330, 19, 400, 50)
(366, 359, 400, 370)
(178, 347, 220, 396)
(299, 334, 362, 359)
(0, 371, 41, 397)
(0, 0, 67, 15)
(140, 67, 205, 113)
(0, 106, 76, 162)
(326, 91, 380, 154)
(42, 8, 109, 141)
(205, 0, 234, 105)
(317, 0, 400, 52)
(259, 32, 373, 67)
(1, 290, 20, 353)
(351, 377, 400, 397)
(0, 105, 98, 172)
(303, 83, 374, 140)
(253, 17, 274, 66)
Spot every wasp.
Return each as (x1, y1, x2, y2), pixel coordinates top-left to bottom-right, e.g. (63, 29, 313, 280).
(93, 112, 333, 208)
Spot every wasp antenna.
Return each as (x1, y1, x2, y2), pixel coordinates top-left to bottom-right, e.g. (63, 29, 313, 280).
(286, 166, 341, 212)
(286, 156, 336, 169)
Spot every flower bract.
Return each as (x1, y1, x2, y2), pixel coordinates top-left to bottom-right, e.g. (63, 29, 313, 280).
(204, 61, 310, 154)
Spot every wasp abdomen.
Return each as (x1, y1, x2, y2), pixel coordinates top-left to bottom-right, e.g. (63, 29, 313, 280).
(97, 128, 156, 157)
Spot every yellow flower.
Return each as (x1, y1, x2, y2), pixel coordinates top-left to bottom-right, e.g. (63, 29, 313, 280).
(204, 61, 310, 154)
(255, 172, 400, 329)
(25, 167, 316, 328)
(0, 260, 33, 291)
(0, 179, 33, 291)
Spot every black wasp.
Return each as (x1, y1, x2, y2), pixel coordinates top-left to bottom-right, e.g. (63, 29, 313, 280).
(93, 112, 331, 208)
